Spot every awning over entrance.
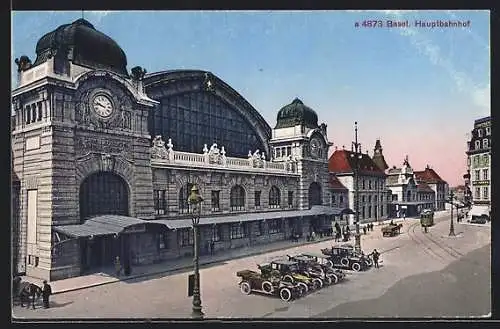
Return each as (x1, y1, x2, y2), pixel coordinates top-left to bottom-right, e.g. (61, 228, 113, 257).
(156, 205, 344, 230)
(53, 215, 152, 238)
(390, 201, 426, 205)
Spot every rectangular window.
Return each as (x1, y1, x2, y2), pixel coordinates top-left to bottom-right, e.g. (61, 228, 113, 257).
(178, 229, 194, 247)
(475, 170, 480, 181)
(477, 129, 483, 137)
(340, 195, 344, 204)
(331, 194, 336, 205)
(255, 221, 264, 236)
(362, 195, 366, 203)
(288, 191, 294, 208)
(362, 206, 366, 219)
(211, 191, 220, 212)
(276, 148, 282, 158)
(362, 180, 366, 189)
(475, 187, 480, 199)
(27, 189, 38, 246)
(483, 169, 489, 180)
(475, 140, 481, 150)
(211, 225, 221, 242)
(287, 146, 292, 156)
(154, 190, 166, 215)
(368, 195, 372, 203)
(368, 206, 372, 218)
(369, 180, 372, 189)
(255, 191, 261, 208)
(483, 139, 489, 149)
(482, 187, 489, 200)
(268, 219, 282, 234)
(158, 233, 168, 250)
(230, 223, 246, 239)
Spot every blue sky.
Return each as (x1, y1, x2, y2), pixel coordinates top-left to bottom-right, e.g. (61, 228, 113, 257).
(11, 10, 490, 186)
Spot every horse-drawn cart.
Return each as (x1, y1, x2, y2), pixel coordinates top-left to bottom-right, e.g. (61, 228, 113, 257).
(381, 223, 403, 237)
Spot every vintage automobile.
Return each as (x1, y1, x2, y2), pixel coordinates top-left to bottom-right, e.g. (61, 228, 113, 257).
(320, 246, 369, 272)
(265, 258, 323, 292)
(292, 252, 347, 284)
(236, 269, 302, 302)
(286, 254, 332, 286)
(381, 223, 403, 237)
(337, 244, 373, 267)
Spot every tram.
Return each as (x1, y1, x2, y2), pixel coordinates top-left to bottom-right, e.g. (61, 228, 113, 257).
(420, 209, 435, 227)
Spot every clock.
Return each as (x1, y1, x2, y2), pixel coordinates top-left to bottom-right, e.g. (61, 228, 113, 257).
(310, 137, 322, 159)
(92, 94, 114, 118)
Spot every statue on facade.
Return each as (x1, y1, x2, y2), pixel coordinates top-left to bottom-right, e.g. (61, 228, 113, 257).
(203, 72, 215, 92)
(151, 135, 168, 159)
(208, 143, 222, 164)
(251, 149, 264, 168)
(130, 66, 147, 81)
(15, 55, 32, 72)
(120, 106, 131, 129)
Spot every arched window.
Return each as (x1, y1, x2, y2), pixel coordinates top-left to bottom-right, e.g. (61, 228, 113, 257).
(269, 186, 281, 209)
(178, 183, 194, 214)
(230, 185, 245, 211)
(308, 182, 322, 208)
(407, 190, 411, 201)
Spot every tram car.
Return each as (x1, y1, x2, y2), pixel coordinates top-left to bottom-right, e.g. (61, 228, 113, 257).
(420, 209, 435, 227)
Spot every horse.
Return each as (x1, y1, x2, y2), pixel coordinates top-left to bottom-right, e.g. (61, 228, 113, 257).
(18, 281, 42, 309)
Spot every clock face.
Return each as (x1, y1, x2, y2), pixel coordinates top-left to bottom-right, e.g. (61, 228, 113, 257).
(310, 137, 322, 158)
(92, 94, 114, 118)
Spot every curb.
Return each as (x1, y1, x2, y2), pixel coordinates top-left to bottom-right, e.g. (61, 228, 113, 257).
(52, 237, 336, 295)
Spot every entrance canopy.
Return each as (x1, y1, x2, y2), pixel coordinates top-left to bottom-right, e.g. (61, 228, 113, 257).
(53, 215, 157, 238)
(156, 205, 344, 230)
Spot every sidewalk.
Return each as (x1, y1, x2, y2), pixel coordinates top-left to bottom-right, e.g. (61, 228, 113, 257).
(21, 215, 426, 295)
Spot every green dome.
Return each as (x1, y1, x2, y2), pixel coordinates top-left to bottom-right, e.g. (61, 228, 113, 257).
(275, 98, 319, 129)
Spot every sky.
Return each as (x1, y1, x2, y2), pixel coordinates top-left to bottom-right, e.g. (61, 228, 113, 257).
(11, 10, 490, 187)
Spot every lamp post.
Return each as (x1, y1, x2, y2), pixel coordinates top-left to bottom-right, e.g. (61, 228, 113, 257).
(448, 190, 455, 237)
(188, 185, 204, 319)
(350, 122, 363, 253)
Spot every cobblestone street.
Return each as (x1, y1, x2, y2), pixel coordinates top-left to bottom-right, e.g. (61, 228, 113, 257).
(12, 211, 490, 319)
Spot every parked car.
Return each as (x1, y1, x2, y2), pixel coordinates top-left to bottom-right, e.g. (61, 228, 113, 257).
(236, 269, 302, 302)
(320, 246, 369, 272)
(265, 258, 323, 292)
(337, 244, 373, 267)
(293, 252, 346, 284)
(470, 215, 488, 224)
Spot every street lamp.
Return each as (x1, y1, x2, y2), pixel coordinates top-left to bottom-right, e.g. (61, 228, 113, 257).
(447, 190, 455, 237)
(350, 122, 363, 253)
(188, 185, 204, 319)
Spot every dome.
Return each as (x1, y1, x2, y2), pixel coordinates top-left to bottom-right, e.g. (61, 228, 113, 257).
(33, 18, 128, 76)
(275, 98, 319, 129)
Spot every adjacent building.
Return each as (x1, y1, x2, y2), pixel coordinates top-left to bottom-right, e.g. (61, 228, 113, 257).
(11, 19, 343, 280)
(414, 165, 449, 211)
(328, 147, 388, 225)
(465, 116, 491, 220)
(328, 174, 349, 220)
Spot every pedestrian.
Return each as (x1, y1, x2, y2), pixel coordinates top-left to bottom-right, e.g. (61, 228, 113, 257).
(210, 240, 215, 254)
(124, 253, 131, 276)
(42, 280, 52, 309)
(370, 223, 373, 231)
(372, 249, 380, 268)
(114, 256, 121, 277)
(311, 231, 316, 241)
(362, 226, 367, 235)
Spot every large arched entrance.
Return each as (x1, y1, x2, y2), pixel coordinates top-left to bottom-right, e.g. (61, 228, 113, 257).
(79, 172, 129, 220)
(308, 182, 322, 208)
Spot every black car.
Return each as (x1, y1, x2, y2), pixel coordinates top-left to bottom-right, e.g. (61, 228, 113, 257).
(338, 244, 373, 267)
(320, 246, 369, 272)
(470, 215, 488, 224)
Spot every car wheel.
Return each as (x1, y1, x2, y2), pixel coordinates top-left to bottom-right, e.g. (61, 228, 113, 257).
(351, 262, 361, 272)
(279, 288, 292, 302)
(262, 281, 274, 293)
(240, 281, 251, 295)
(313, 278, 322, 290)
(298, 282, 308, 294)
(330, 274, 339, 284)
(365, 258, 373, 266)
(340, 258, 349, 267)
(324, 275, 332, 285)
(326, 260, 334, 268)
(283, 275, 294, 283)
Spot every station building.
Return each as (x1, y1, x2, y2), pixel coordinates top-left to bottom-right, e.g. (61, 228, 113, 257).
(11, 18, 346, 280)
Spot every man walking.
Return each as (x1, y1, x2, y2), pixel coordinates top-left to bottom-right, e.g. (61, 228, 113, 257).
(372, 249, 380, 269)
(42, 280, 52, 309)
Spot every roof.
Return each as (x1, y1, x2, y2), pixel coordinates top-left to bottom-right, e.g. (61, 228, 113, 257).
(414, 167, 446, 183)
(329, 174, 348, 190)
(53, 215, 157, 238)
(388, 167, 402, 174)
(386, 175, 400, 186)
(417, 182, 434, 193)
(156, 205, 345, 229)
(474, 116, 491, 125)
(328, 150, 385, 176)
(275, 98, 318, 129)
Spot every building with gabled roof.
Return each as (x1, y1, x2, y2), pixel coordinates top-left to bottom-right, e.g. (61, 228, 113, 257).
(328, 174, 349, 217)
(414, 165, 449, 211)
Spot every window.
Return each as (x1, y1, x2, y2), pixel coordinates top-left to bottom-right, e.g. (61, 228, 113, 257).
(475, 187, 480, 199)
(230, 223, 246, 239)
(369, 180, 372, 189)
(475, 170, 480, 181)
(178, 183, 194, 214)
(269, 186, 281, 209)
(158, 233, 168, 250)
(362, 195, 366, 203)
(154, 190, 166, 215)
(483, 154, 489, 165)
(477, 129, 483, 137)
(255, 221, 264, 236)
(287, 146, 292, 156)
(482, 187, 489, 200)
(288, 191, 294, 208)
(483, 139, 489, 149)
(375, 181, 378, 189)
(475, 140, 481, 150)
(230, 185, 245, 211)
(276, 148, 282, 158)
(340, 195, 344, 204)
(483, 169, 489, 180)
(179, 229, 194, 247)
(368, 206, 372, 218)
(486, 127, 491, 136)
(331, 194, 336, 205)
(268, 219, 282, 234)
(211, 225, 221, 242)
(380, 195, 383, 202)
(362, 180, 366, 189)
(361, 206, 366, 219)
(254, 191, 261, 208)
(368, 195, 372, 203)
(392, 195, 398, 201)
(211, 191, 220, 212)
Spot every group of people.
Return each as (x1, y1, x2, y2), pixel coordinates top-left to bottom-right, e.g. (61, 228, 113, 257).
(362, 223, 375, 235)
(333, 222, 376, 242)
(13, 276, 52, 309)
